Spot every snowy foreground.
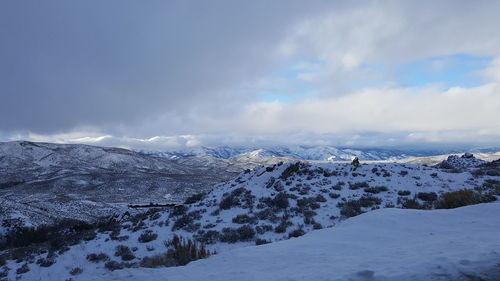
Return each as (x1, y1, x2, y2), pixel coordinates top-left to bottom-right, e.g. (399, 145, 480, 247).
(95, 202, 500, 281)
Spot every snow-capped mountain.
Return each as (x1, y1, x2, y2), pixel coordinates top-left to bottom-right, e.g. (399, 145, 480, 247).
(2, 157, 499, 280)
(143, 145, 500, 162)
(144, 145, 406, 161)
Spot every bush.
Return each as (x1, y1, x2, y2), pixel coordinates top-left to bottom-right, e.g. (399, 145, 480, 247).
(273, 182, 284, 192)
(436, 189, 482, 209)
(114, 245, 135, 261)
(105, 261, 124, 271)
(36, 257, 55, 267)
(0, 218, 107, 252)
(255, 225, 273, 235)
(297, 197, 321, 210)
(140, 253, 176, 268)
(332, 182, 344, 190)
(315, 194, 327, 203)
(194, 230, 220, 244)
(172, 211, 202, 231)
(336, 196, 381, 214)
(338, 200, 363, 218)
(16, 263, 29, 274)
(364, 186, 389, 194)
(272, 192, 289, 209)
(143, 235, 212, 267)
(274, 220, 292, 233)
(237, 225, 255, 241)
(417, 192, 438, 201)
(149, 212, 161, 221)
(110, 235, 129, 242)
(0, 266, 7, 278)
(400, 197, 425, 209)
(219, 188, 254, 210)
(397, 190, 411, 196)
(255, 239, 270, 245)
(313, 222, 323, 230)
(220, 228, 240, 243)
(86, 253, 109, 263)
(349, 181, 369, 190)
(329, 192, 340, 199)
(255, 208, 278, 221)
(358, 195, 382, 207)
(280, 162, 301, 180)
(266, 177, 276, 188)
(138, 230, 158, 243)
(129, 212, 149, 224)
(232, 214, 257, 224)
(288, 228, 305, 238)
(169, 205, 188, 217)
(70, 267, 83, 275)
(184, 192, 206, 204)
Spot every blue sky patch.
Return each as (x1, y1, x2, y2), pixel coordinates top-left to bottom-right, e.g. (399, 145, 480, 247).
(396, 54, 492, 88)
(259, 58, 322, 103)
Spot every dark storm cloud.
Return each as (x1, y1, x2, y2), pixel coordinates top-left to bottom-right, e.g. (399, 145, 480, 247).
(0, 1, 329, 133)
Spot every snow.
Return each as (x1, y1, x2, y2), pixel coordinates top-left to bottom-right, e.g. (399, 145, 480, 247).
(435, 154, 486, 169)
(94, 202, 500, 281)
(2, 143, 500, 280)
(0, 141, 228, 227)
(144, 145, 500, 162)
(4, 159, 500, 280)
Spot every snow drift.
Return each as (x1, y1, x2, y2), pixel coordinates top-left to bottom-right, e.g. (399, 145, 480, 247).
(95, 201, 500, 281)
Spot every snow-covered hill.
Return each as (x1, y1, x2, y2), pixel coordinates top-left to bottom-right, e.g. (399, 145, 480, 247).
(143, 145, 500, 162)
(434, 153, 486, 169)
(2, 159, 499, 280)
(0, 141, 231, 228)
(144, 145, 411, 161)
(97, 202, 500, 281)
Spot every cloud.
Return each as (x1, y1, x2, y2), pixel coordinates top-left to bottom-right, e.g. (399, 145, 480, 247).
(14, 131, 202, 151)
(0, 0, 329, 133)
(195, 81, 500, 144)
(2, 1, 500, 148)
(280, 0, 500, 93)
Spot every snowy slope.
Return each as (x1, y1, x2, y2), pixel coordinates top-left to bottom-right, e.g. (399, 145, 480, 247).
(3, 160, 499, 280)
(96, 202, 500, 281)
(0, 141, 230, 228)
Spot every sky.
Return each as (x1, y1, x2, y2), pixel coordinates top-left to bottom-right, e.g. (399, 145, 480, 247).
(1, 0, 500, 151)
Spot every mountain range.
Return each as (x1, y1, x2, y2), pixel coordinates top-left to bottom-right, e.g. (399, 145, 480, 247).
(1, 146, 499, 280)
(143, 145, 500, 161)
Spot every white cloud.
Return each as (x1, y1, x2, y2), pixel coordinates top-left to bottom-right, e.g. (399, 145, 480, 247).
(279, 1, 500, 94)
(483, 57, 500, 82)
(212, 80, 500, 144)
(2, 1, 500, 148)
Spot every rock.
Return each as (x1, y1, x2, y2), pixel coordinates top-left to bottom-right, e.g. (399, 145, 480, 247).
(462, 152, 474, 159)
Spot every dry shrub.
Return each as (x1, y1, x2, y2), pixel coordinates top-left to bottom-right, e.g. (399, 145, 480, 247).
(437, 189, 482, 209)
(141, 235, 212, 268)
